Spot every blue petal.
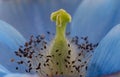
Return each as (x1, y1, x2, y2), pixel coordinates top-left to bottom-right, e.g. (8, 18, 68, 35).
(0, 65, 10, 77)
(87, 24, 120, 77)
(71, 0, 120, 43)
(0, 20, 27, 73)
(0, 65, 10, 74)
(4, 73, 38, 77)
(0, 20, 25, 49)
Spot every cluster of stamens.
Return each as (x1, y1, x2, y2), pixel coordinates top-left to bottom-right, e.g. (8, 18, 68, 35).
(11, 31, 98, 77)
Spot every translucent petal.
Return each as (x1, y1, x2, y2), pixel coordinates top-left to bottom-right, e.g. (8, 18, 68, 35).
(0, 65, 11, 77)
(71, 0, 120, 43)
(87, 24, 120, 77)
(0, 20, 27, 73)
(0, 65, 10, 74)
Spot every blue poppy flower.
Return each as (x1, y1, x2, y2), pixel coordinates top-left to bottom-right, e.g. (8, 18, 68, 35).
(1, 0, 120, 77)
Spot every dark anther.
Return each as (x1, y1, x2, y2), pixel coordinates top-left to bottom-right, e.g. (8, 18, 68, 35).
(84, 36, 88, 41)
(41, 48, 43, 50)
(47, 31, 50, 34)
(16, 67, 18, 70)
(68, 44, 70, 47)
(78, 53, 81, 56)
(17, 61, 23, 64)
(46, 59, 50, 63)
(65, 65, 68, 68)
(25, 42, 29, 47)
(71, 71, 73, 73)
(52, 55, 54, 57)
(72, 61, 75, 64)
(78, 59, 81, 62)
(36, 63, 41, 70)
(46, 55, 52, 58)
(44, 46, 47, 49)
(68, 50, 71, 55)
(44, 63, 46, 67)
(25, 69, 28, 73)
(80, 75, 83, 77)
(56, 71, 58, 75)
(81, 65, 84, 67)
(66, 56, 70, 59)
(58, 53, 61, 56)
(61, 72, 63, 75)
(29, 64, 32, 67)
(56, 62, 59, 65)
(85, 66, 88, 70)
(55, 49, 59, 52)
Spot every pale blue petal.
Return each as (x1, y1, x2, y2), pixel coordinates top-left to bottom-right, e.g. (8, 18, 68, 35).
(71, 0, 120, 43)
(87, 24, 120, 77)
(0, 20, 25, 49)
(4, 73, 38, 77)
(0, 20, 27, 73)
(0, 65, 11, 77)
(0, 65, 10, 74)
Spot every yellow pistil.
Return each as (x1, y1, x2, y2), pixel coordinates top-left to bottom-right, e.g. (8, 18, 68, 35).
(49, 9, 71, 75)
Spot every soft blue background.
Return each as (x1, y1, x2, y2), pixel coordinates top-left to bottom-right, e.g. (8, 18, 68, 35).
(0, 0, 81, 39)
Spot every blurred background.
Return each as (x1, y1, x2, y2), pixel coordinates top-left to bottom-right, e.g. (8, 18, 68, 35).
(0, 0, 82, 39)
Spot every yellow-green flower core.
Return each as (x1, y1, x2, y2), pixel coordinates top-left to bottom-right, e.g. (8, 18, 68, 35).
(49, 9, 72, 75)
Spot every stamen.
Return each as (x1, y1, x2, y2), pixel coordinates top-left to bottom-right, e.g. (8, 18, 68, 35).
(12, 34, 97, 77)
(11, 9, 98, 77)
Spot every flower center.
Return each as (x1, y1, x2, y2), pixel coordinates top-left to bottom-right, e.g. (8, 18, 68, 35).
(11, 9, 98, 77)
